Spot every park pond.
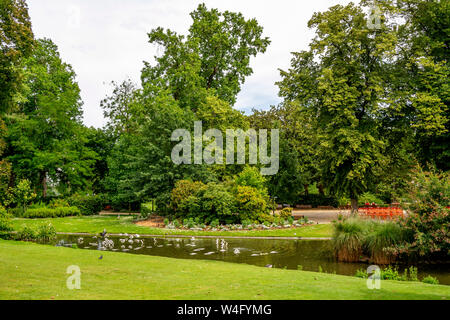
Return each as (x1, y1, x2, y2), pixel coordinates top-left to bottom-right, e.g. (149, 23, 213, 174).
(52, 234, 450, 285)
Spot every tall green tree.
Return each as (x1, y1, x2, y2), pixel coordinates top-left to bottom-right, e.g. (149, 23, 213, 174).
(395, 0, 449, 170)
(0, 0, 34, 113)
(141, 3, 270, 108)
(278, 3, 399, 211)
(0, 0, 34, 201)
(100, 79, 143, 137)
(105, 86, 212, 208)
(5, 38, 95, 197)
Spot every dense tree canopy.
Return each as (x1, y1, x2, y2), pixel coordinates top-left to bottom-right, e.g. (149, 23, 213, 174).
(0, 1, 448, 216)
(5, 38, 95, 197)
(0, 0, 34, 113)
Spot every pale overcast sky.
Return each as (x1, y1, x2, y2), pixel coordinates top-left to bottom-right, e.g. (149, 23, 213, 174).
(27, 0, 353, 128)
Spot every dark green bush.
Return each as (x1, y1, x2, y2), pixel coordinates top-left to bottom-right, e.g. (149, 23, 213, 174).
(140, 201, 156, 219)
(422, 275, 439, 285)
(296, 194, 339, 208)
(23, 207, 80, 218)
(67, 193, 104, 215)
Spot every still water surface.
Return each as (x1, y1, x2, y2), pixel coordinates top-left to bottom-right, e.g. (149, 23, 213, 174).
(54, 234, 450, 285)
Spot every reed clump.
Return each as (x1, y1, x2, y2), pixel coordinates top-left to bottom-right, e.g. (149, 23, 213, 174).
(332, 216, 406, 264)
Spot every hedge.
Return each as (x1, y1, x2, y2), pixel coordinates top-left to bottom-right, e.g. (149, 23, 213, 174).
(23, 207, 81, 219)
(66, 194, 104, 216)
(296, 194, 339, 208)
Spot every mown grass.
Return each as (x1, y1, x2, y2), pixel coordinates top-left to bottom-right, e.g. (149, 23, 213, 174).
(0, 240, 448, 300)
(11, 216, 333, 238)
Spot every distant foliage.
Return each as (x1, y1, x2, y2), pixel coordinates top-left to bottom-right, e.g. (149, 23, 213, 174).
(22, 207, 80, 219)
(297, 194, 338, 208)
(66, 193, 104, 216)
(0, 206, 12, 239)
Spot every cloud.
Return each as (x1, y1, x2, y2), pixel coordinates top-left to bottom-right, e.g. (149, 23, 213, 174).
(27, 0, 353, 128)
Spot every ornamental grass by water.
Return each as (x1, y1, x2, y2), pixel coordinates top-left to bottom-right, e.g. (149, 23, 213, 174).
(332, 216, 407, 264)
(364, 222, 406, 264)
(332, 217, 371, 262)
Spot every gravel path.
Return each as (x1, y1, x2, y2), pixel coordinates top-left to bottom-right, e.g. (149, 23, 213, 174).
(291, 209, 351, 224)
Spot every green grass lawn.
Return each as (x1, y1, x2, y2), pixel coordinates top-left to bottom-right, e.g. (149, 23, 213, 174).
(0, 240, 448, 300)
(11, 216, 333, 238)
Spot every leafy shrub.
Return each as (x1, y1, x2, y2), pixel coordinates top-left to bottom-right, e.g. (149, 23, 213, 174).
(241, 219, 252, 228)
(256, 213, 275, 224)
(169, 176, 272, 225)
(422, 275, 439, 285)
(141, 201, 156, 219)
(29, 201, 48, 209)
(235, 166, 267, 191)
(358, 192, 386, 206)
(36, 223, 57, 241)
(8, 207, 23, 217)
(279, 207, 293, 219)
(49, 199, 70, 209)
(390, 168, 450, 260)
(355, 266, 418, 281)
(183, 218, 196, 229)
(210, 219, 219, 228)
(405, 167, 449, 215)
(0, 206, 12, 239)
(8, 179, 36, 213)
(155, 193, 172, 216)
(200, 183, 236, 220)
(171, 180, 205, 212)
(235, 185, 267, 221)
(16, 226, 37, 241)
(67, 193, 104, 216)
(297, 194, 338, 208)
(23, 207, 80, 218)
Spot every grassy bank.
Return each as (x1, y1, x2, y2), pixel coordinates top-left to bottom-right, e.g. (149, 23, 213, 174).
(0, 240, 448, 300)
(11, 216, 332, 238)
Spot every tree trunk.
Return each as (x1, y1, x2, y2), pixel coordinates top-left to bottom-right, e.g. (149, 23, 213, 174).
(41, 172, 47, 198)
(318, 183, 325, 196)
(351, 198, 358, 214)
(8, 170, 15, 189)
(304, 184, 309, 196)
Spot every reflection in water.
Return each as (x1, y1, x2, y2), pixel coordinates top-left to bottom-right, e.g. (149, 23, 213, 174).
(55, 234, 450, 285)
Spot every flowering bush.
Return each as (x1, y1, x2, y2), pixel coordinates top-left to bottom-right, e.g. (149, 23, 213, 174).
(391, 168, 450, 260)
